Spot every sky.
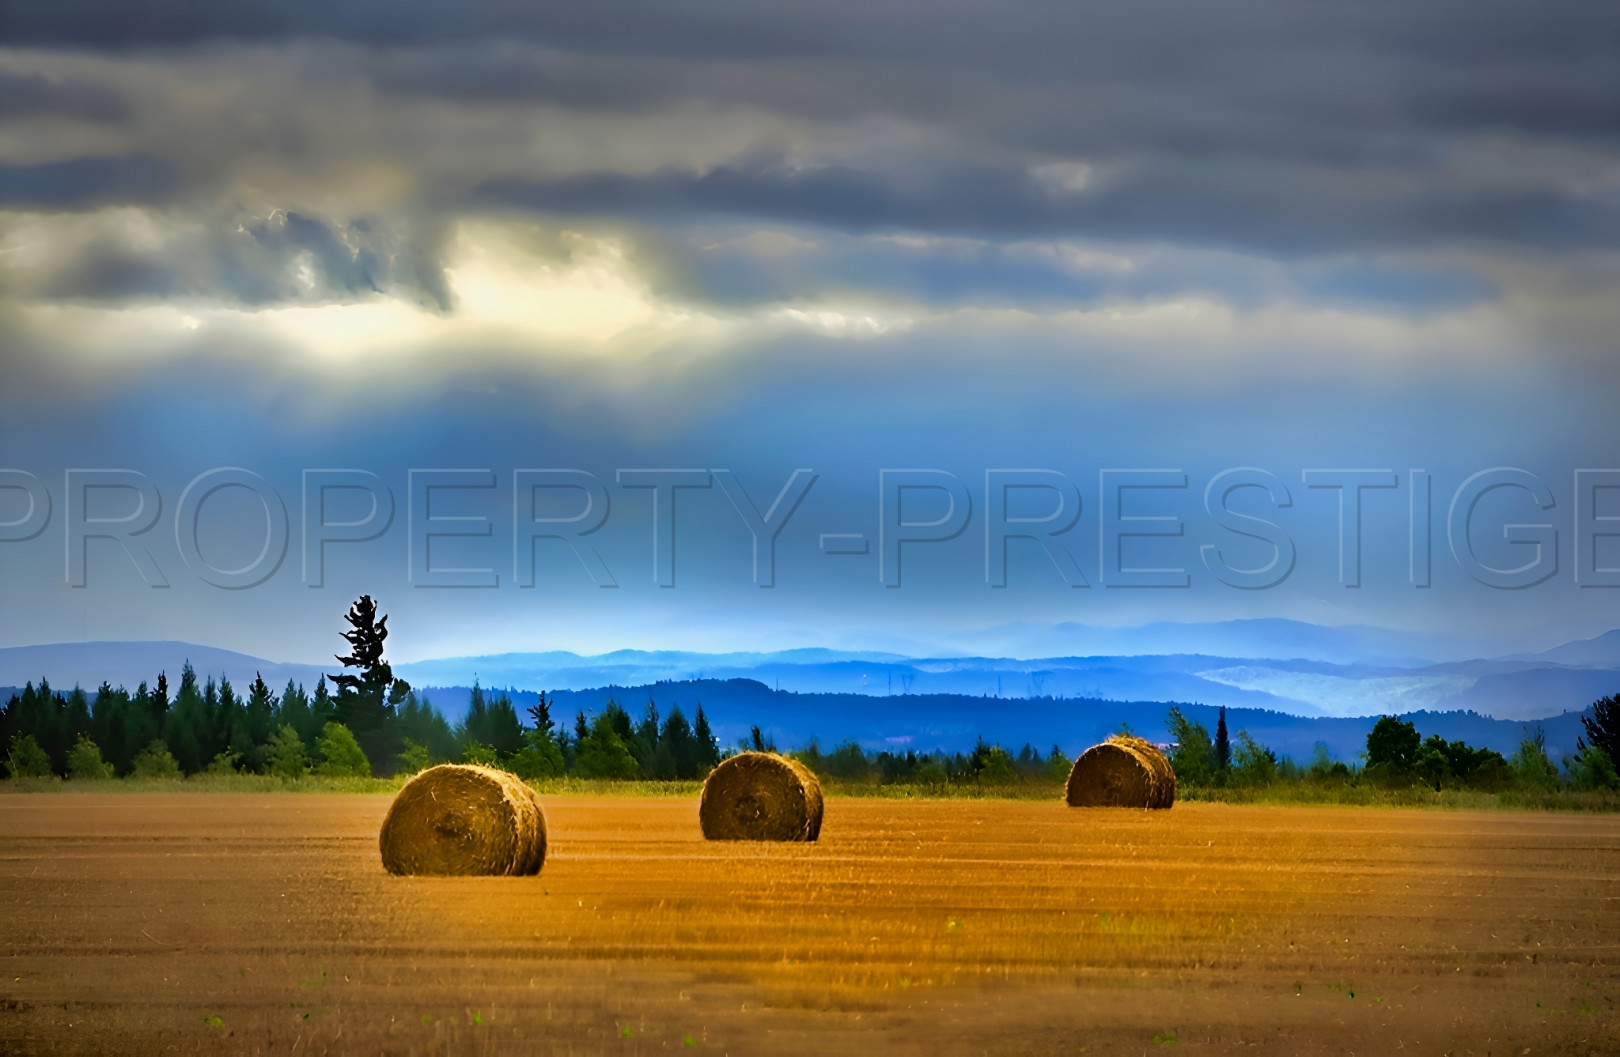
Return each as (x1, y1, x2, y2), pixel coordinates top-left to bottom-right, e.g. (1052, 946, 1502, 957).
(1, 1, 1619, 665)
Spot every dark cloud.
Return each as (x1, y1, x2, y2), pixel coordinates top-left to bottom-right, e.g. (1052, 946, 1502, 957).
(476, 156, 1620, 256)
(0, 154, 176, 211)
(0, 70, 131, 123)
(3, 1, 1617, 312)
(32, 209, 456, 312)
(42, 243, 186, 300)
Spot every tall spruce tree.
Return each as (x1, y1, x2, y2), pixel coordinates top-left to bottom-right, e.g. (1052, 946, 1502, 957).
(526, 692, 555, 739)
(692, 704, 721, 773)
(164, 664, 211, 774)
(1215, 706, 1231, 776)
(328, 595, 410, 774)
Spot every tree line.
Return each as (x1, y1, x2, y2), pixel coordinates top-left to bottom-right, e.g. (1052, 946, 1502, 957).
(3, 595, 1618, 794)
(0, 595, 723, 782)
(1163, 704, 1620, 793)
(0, 669, 727, 783)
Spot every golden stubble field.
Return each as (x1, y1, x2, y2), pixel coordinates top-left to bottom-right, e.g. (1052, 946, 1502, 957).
(1, 794, 1616, 1055)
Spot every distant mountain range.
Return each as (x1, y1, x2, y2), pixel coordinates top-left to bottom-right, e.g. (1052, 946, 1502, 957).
(1, 619, 1615, 757)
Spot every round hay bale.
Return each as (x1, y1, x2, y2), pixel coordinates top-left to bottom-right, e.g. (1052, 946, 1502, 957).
(1065, 736, 1176, 809)
(1110, 734, 1177, 808)
(699, 752, 824, 842)
(379, 764, 547, 876)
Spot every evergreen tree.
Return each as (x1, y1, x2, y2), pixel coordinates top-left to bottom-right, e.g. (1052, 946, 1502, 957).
(241, 674, 278, 771)
(215, 676, 252, 770)
(1214, 706, 1230, 776)
(393, 692, 458, 767)
(164, 664, 211, 774)
(1579, 694, 1620, 769)
(661, 705, 698, 779)
(91, 682, 138, 775)
(277, 681, 314, 743)
(328, 595, 410, 774)
(150, 670, 169, 720)
(122, 682, 154, 774)
(460, 684, 524, 758)
(526, 692, 555, 740)
(692, 704, 720, 773)
(63, 686, 92, 766)
(308, 680, 336, 746)
(631, 701, 661, 773)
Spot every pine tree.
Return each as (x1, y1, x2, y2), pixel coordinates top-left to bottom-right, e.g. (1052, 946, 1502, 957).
(1215, 706, 1231, 776)
(460, 688, 523, 758)
(241, 673, 278, 771)
(328, 595, 409, 773)
(278, 681, 312, 743)
(526, 692, 555, 739)
(164, 664, 211, 774)
(1580, 694, 1620, 768)
(308, 680, 336, 746)
(661, 705, 698, 779)
(631, 701, 661, 773)
(216, 676, 252, 770)
(393, 692, 458, 766)
(92, 682, 137, 775)
(692, 704, 720, 773)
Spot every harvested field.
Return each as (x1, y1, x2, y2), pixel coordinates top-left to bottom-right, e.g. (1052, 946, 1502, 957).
(0, 794, 1617, 1055)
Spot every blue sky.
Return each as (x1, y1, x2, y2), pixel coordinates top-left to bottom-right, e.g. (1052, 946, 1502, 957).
(2, 1, 1619, 664)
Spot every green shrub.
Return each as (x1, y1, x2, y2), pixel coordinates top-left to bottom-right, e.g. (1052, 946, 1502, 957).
(203, 750, 241, 775)
(460, 742, 500, 767)
(977, 745, 1017, 784)
(1045, 746, 1073, 782)
(130, 740, 181, 780)
(1512, 732, 1561, 791)
(315, 722, 372, 777)
(67, 735, 114, 780)
(396, 738, 432, 775)
(6, 734, 54, 779)
(1566, 744, 1619, 791)
(574, 712, 642, 779)
(508, 731, 565, 779)
(265, 725, 309, 779)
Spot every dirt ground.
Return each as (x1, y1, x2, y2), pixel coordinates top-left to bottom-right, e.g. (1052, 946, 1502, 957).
(0, 794, 1616, 1055)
